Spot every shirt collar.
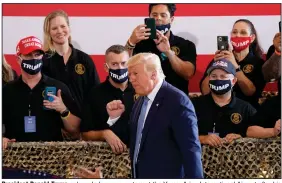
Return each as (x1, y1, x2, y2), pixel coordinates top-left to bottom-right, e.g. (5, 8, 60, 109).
(52, 44, 77, 59)
(208, 92, 237, 109)
(147, 79, 164, 102)
(105, 76, 133, 93)
(18, 73, 48, 89)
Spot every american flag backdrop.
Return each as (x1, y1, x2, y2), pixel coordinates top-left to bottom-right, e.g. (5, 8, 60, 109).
(2, 4, 281, 92)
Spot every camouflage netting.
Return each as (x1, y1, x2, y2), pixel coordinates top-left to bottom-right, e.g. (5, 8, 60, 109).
(3, 138, 281, 178)
(202, 137, 281, 179)
(3, 141, 131, 178)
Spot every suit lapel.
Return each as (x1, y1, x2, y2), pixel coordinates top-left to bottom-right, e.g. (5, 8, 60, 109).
(139, 81, 167, 152)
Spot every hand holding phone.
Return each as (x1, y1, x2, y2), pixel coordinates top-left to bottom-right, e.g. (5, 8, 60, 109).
(45, 87, 56, 102)
(43, 87, 56, 110)
(144, 18, 157, 39)
(217, 36, 229, 51)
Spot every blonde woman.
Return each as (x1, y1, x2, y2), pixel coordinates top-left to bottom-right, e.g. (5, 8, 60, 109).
(42, 10, 100, 109)
(2, 56, 17, 86)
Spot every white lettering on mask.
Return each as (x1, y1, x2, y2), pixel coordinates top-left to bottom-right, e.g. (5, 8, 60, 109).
(22, 63, 42, 70)
(209, 83, 230, 91)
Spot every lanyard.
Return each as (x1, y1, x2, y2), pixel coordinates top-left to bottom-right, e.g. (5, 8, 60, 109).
(212, 122, 216, 133)
(28, 104, 31, 117)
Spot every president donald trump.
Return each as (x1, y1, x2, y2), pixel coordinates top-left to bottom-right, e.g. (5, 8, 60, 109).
(106, 52, 203, 178)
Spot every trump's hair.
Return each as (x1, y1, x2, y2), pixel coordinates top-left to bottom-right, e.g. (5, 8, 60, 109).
(127, 53, 165, 79)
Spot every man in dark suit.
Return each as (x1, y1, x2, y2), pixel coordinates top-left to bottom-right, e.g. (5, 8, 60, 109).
(106, 53, 203, 178)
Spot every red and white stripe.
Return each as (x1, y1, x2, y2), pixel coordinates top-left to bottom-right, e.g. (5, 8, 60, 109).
(3, 4, 280, 92)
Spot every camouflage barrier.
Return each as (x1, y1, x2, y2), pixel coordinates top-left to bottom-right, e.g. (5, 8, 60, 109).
(3, 137, 280, 178)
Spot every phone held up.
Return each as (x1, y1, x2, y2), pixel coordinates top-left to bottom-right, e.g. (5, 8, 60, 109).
(144, 18, 157, 39)
(217, 36, 229, 51)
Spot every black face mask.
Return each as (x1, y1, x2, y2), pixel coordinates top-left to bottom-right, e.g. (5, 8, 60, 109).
(21, 59, 43, 75)
(156, 23, 171, 35)
(209, 79, 232, 95)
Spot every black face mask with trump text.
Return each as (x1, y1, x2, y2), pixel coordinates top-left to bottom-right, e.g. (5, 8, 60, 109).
(21, 59, 43, 75)
(209, 79, 232, 95)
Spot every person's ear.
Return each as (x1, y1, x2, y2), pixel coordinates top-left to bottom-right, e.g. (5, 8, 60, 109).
(231, 77, 237, 86)
(151, 70, 157, 80)
(16, 55, 22, 66)
(250, 34, 256, 43)
(104, 63, 109, 73)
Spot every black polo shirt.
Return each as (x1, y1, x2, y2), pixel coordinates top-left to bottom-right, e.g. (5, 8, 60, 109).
(42, 44, 100, 109)
(200, 52, 266, 109)
(2, 74, 80, 142)
(249, 94, 281, 128)
(191, 93, 257, 138)
(133, 31, 197, 95)
(80, 78, 135, 145)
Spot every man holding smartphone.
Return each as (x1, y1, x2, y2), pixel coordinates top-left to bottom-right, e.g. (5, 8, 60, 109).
(125, 4, 197, 95)
(2, 36, 81, 149)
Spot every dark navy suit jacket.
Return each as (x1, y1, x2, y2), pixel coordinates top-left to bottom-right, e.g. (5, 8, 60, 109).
(129, 81, 203, 178)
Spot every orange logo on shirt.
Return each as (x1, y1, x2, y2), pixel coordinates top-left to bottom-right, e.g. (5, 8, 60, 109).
(242, 64, 254, 74)
(42, 90, 45, 98)
(75, 64, 85, 75)
(230, 113, 242, 124)
(170, 46, 180, 56)
(134, 94, 140, 102)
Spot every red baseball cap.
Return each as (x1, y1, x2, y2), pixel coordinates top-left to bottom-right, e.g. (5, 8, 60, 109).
(16, 36, 44, 56)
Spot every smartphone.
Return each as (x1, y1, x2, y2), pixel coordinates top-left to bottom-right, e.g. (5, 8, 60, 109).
(217, 36, 229, 51)
(144, 18, 157, 39)
(43, 87, 56, 110)
(279, 21, 281, 32)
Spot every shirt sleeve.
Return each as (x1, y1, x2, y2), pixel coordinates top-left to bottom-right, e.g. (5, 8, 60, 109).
(178, 40, 197, 66)
(80, 88, 109, 132)
(249, 97, 278, 128)
(133, 42, 144, 55)
(60, 83, 81, 118)
(252, 59, 267, 98)
(241, 103, 257, 137)
(107, 116, 121, 126)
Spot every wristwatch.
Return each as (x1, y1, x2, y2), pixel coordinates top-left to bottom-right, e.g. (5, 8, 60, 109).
(60, 109, 70, 118)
